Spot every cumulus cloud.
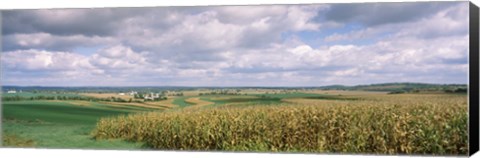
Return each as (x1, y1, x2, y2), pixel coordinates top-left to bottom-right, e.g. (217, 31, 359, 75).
(2, 49, 92, 71)
(2, 8, 153, 36)
(1, 2, 469, 86)
(3, 33, 116, 51)
(90, 45, 148, 70)
(322, 1, 458, 27)
(323, 2, 468, 43)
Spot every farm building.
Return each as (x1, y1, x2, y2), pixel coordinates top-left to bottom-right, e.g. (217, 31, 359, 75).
(129, 91, 138, 96)
(7, 90, 16, 94)
(144, 93, 162, 100)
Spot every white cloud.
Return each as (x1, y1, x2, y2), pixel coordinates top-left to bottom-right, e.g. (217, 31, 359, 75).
(3, 32, 116, 51)
(323, 2, 468, 43)
(1, 3, 469, 86)
(2, 49, 92, 71)
(90, 45, 148, 70)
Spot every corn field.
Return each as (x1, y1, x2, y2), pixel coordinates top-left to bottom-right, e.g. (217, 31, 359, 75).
(92, 94, 468, 155)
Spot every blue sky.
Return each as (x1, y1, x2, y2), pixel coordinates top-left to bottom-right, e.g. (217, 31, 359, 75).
(1, 2, 469, 86)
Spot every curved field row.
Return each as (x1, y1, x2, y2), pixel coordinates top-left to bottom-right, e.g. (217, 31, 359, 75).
(300, 90, 388, 96)
(46, 100, 166, 112)
(184, 97, 215, 109)
(100, 102, 167, 110)
(63, 100, 95, 107)
(79, 93, 135, 101)
(35, 100, 147, 112)
(143, 98, 177, 108)
(208, 95, 259, 101)
(172, 97, 195, 107)
(281, 98, 347, 105)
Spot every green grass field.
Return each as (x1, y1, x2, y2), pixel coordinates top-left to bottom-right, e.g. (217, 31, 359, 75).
(197, 93, 329, 106)
(201, 96, 280, 105)
(172, 96, 195, 107)
(2, 100, 146, 149)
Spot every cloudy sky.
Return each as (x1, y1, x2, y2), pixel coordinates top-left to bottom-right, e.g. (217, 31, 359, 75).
(1, 2, 469, 87)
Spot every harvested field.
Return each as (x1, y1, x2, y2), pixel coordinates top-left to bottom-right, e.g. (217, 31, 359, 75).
(80, 93, 134, 100)
(101, 102, 167, 110)
(65, 100, 95, 107)
(143, 98, 177, 108)
(301, 90, 388, 95)
(184, 97, 214, 109)
(209, 96, 259, 101)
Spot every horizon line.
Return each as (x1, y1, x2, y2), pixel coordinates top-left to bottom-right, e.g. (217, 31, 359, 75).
(0, 82, 469, 88)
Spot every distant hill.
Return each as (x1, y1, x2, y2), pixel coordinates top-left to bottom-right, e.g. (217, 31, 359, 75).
(0, 86, 197, 93)
(318, 82, 467, 94)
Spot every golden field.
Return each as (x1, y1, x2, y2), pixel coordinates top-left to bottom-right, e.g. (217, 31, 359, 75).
(79, 93, 135, 100)
(92, 93, 468, 155)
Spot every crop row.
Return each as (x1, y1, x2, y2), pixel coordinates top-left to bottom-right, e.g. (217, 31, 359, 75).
(92, 94, 468, 155)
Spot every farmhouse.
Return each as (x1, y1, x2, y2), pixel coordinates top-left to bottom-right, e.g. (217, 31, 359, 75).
(118, 93, 126, 95)
(7, 90, 16, 94)
(129, 91, 138, 96)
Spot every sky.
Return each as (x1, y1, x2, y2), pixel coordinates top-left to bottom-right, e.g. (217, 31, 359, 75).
(1, 1, 470, 87)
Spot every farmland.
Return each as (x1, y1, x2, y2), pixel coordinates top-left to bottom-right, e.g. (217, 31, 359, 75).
(79, 93, 135, 101)
(1, 83, 469, 155)
(92, 93, 468, 155)
(2, 100, 146, 148)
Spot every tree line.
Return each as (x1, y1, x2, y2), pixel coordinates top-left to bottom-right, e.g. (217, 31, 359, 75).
(199, 92, 245, 96)
(3, 95, 132, 102)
